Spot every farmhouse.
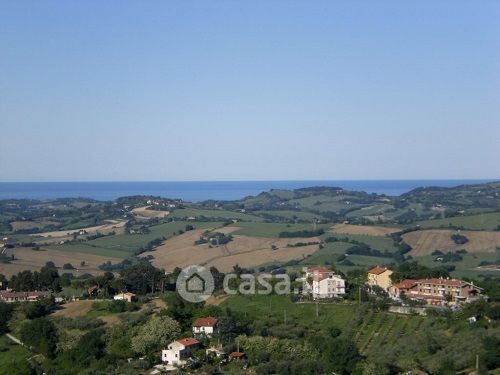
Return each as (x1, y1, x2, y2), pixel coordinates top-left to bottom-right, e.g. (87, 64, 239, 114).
(113, 291, 136, 303)
(0, 290, 50, 303)
(367, 266, 393, 291)
(161, 337, 200, 366)
(303, 267, 346, 299)
(389, 277, 483, 305)
(192, 316, 218, 336)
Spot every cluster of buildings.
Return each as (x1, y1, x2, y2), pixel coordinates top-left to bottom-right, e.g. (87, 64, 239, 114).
(161, 316, 245, 367)
(0, 290, 50, 303)
(300, 265, 483, 306)
(366, 266, 483, 306)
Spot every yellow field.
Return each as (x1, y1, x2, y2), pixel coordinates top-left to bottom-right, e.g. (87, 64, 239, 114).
(403, 229, 500, 256)
(31, 220, 126, 239)
(330, 223, 400, 236)
(0, 247, 120, 277)
(141, 228, 319, 272)
(131, 206, 170, 218)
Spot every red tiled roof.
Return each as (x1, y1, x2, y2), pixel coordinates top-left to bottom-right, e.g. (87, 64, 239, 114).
(177, 337, 200, 347)
(193, 317, 218, 327)
(229, 351, 246, 358)
(368, 266, 391, 275)
(416, 278, 463, 287)
(394, 279, 418, 290)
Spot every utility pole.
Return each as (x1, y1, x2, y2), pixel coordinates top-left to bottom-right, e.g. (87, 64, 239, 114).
(359, 286, 361, 305)
(476, 354, 479, 372)
(316, 301, 319, 318)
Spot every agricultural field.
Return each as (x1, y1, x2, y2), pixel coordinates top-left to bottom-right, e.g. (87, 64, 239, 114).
(330, 223, 400, 236)
(227, 222, 330, 237)
(255, 210, 327, 221)
(220, 294, 358, 331)
(353, 310, 424, 357)
(300, 242, 353, 265)
(413, 251, 500, 279)
(49, 221, 222, 258)
(131, 206, 169, 218)
(0, 246, 120, 277)
(288, 194, 364, 212)
(170, 207, 262, 221)
(403, 229, 500, 257)
(415, 211, 500, 231)
(142, 227, 320, 272)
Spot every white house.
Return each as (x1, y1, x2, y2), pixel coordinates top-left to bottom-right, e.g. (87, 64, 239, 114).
(303, 267, 345, 299)
(192, 317, 218, 336)
(162, 337, 200, 366)
(113, 292, 136, 303)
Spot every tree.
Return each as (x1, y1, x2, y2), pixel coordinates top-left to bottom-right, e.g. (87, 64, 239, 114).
(322, 337, 362, 375)
(20, 317, 58, 358)
(131, 315, 181, 355)
(0, 302, 13, 334)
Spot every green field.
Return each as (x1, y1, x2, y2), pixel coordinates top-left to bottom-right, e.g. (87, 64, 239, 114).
(288, 194, 363, 212)
(0, 335, 33, 375)
(353, 311, 424, 356)
(300, 242, 353, 265)
(255, 210, 327, 221)
(415, 211, 500, 231)
(220, 294, 358, 331)
(50, 221, 223, 258)
(414, 251, 500, 279)
(229, 222, 330, 237)
(170, 207, 263, 222)
(325, 233, 399, 253)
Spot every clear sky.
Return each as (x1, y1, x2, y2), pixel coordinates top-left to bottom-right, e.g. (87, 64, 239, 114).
(1, 1, 499, 181)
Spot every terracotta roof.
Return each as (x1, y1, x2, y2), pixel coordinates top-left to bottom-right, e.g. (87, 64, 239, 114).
(394, 279, 418, 290)
(229, 351, 246, 358)
(193, 316, 218, 327)
(177, 337, 200, 347)
(0, 291, 50, 298)
(368, 266, 391, 275)
(416, 278, 463, 287)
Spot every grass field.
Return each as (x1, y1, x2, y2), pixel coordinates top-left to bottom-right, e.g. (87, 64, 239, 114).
(325, 232, 399, 253)
(404, 229, 500, 257)
(414, 251, 500, 279)
(288, 194, 363, 212)
(255, 210, 327, 221)
(330, 223, 400, 237)
(143, 227, 320, 272)
(228, 222, 330, 237)
(220, 294, 358, 330)
(171, 208, 262, 221)
(0, 335, 33, 375)
(415, 211, 500, 231)
(49, 221, 223, 258)
(300, 242, 353, 265)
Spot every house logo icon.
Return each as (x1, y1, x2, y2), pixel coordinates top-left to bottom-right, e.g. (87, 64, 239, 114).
(176, 265, 214, 303)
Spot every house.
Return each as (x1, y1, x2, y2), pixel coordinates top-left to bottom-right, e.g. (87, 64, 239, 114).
(303, 267, 346, 299)
(0, 290, 50, 303)
(206, 347, 225, 358)
(162, 337, 200, 366)
(113, 292, 136, 303)
(192, 317, 218, 336)
(367, 266, 393, 291)
(389, 277, 483, 305)
(229, 352, 246, 360)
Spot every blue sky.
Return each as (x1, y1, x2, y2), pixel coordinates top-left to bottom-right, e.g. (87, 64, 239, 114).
(1, 1, 499, 181)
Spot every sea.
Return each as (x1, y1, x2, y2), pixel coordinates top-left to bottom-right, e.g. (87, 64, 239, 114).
(0, 180, 496, 202)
